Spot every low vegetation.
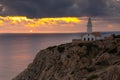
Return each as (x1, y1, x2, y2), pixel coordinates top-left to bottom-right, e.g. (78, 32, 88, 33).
(47, 46, 57, 50)
(57, 46, 65, 53)
(87, 75, 98, 80)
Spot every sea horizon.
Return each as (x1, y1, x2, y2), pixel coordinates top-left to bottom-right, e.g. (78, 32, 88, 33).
(0, 31, 120, 34)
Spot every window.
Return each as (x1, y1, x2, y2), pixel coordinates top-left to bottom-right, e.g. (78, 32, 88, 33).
(91, 38, 94, 41)
(84, 38, 86, 41)
(88, 38, 89, 41)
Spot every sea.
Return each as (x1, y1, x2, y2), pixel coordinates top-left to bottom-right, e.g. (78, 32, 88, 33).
(0, 31, 120, 80)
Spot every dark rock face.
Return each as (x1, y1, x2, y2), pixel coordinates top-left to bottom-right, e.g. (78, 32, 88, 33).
(13, 38, 120, 80)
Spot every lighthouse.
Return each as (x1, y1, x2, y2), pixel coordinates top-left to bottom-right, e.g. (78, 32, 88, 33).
(87, 17, 92, 33)
(72, 17, 102, 43)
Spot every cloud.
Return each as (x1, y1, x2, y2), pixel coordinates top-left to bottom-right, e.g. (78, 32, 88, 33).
(0, 0, 120, 18)
(0, 16, 119, 33)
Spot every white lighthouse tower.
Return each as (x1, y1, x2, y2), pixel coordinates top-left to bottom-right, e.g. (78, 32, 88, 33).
(81, 17, 96, 41)
(87, 17, 92, 33)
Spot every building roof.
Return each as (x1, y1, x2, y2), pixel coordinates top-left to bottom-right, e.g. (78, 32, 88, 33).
(92, 32, 101, 37)
(81, 32, 101, 37)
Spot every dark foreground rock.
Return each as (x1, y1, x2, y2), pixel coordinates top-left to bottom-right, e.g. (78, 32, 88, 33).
(13, 38, 120, 80)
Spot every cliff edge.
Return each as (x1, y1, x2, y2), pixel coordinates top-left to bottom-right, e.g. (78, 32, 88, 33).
(13, 38, 120, 80)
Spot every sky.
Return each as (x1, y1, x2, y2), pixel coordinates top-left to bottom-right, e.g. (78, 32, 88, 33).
(0, 0, 120, 33)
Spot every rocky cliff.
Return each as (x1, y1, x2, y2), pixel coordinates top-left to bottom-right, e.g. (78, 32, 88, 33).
(13, 38, 120, 80)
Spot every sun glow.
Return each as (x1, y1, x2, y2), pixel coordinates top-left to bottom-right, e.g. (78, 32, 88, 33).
(30, 30, 33, 32)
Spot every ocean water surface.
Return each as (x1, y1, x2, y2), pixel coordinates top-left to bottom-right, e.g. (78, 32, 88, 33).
(0, 33, 81, 80)
(0, 32, 119, 80)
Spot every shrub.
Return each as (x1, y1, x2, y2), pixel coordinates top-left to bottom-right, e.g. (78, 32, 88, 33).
(82, 67, 96, 72)
(87, 74, 98, 80)
(47, 46, 56, 50)
(115, 35, 120, 38)
(112, 34, 120, 38)
(67, 55, 71, 58)
(108, 47, 117, 54)
(57, 46, 65, 53)
(113, 61, 120, 65)
(78, 43, 85, 47)
(86, 43, 98, 50)
(95, 60, 109, 66)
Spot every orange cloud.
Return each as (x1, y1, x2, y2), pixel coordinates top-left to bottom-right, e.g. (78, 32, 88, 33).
(0, 16, 80, 28)
(0, 16, 118, 33)
(108, 25, 113, 28)
(0, 16, 82, 33)
(0, 20, 3, 25)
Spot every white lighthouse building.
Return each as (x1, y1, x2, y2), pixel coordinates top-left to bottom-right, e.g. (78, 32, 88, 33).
(81, 17, 101, 41)
(72, 17, 102, 43)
